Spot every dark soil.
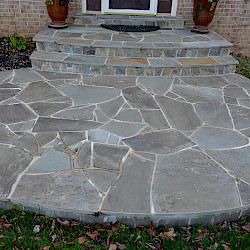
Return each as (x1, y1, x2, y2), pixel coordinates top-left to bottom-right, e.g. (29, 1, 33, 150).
(0, 37, 36, 71)
(101, 24, 160, 32)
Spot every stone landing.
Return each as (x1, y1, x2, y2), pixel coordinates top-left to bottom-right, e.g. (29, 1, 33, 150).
(0, 69, 249, 226)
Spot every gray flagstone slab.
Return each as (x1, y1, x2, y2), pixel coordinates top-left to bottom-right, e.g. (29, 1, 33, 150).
(27, 150, 71, 173)
(74, 141, 91, 169)
(191, 127, 248, 150)
(12, 68, 43, 84)
(16, 81, 63, 103)
(156, 95, 202, 131)
(102, 154, 154, 213)
(0, 123, 18, 144)
(11, 171, 102, 211)
(53, 105, 95, 120)
(179, 76, 229, 88)
(194, 103, 233, 129)
(237, 181, 250, 205)
(0, 70, 13, 84)
(29, 102, 71, 116)
(83, 169, 119, 192)
(101, 120, 146, 137)
(58, 85, 121, 106)
(98, 96, 124, 117)
(82, 75, 136, 89)
(8, 120, 36, 132)
(33, 117, 102, 132)
(93, 143, 129, 170)
(114, 109, 142, 123)
(228, 105, 250, 130)
(205, 147, 250, 184)
(0, 103, 37, 124)
(238, 99, 250, 108)
(153, 149, 240, 213)
(172, 85, 223, 103)
(0, 89, 21, 102)
(59, 132, 86, 146)
(35, 71, 81, 80)
(140, 109, 170, 130)
(36, 132, 57, 148)
(0, 144, 33, 197)
(13, 133, 39, 155)
(122, 130, 194, 154)
(138, 77, 173, 95)
(122, 86, 159, 109)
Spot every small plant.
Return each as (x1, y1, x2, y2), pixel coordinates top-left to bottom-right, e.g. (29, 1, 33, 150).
(44, 0, 54, 5)
(44, 0, 69, 5)
(207, 0, 219, 11)
(7, 33, 28, 52)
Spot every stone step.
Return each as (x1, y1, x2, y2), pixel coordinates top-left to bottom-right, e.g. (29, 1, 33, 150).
(34, 24, 233, 58)
(74, 14, 185, 28)
(31, 51, 238, 76)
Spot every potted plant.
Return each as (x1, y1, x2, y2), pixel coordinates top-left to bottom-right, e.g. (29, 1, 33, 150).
(44, 0, 69, 28)
(192, 0, 219, 34)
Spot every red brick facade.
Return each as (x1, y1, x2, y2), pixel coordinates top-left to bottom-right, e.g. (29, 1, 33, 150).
(0, 0, 249, 55)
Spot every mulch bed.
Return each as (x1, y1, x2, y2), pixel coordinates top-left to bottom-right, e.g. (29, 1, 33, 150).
(0, 37, 36, 71)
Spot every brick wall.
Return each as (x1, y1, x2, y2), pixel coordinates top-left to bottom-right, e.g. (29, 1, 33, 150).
(0, 0, 249, 55)
(0, 0, 81, 37)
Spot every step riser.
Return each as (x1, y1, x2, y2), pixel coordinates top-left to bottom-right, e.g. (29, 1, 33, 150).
(36, 41, 231, 58)
(32, 60, 236, 77)
(74, 17, 184, 29)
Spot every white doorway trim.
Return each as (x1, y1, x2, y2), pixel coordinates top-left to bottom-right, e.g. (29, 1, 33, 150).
(82, 0, 178, 17)
(101, 0, 157, 15)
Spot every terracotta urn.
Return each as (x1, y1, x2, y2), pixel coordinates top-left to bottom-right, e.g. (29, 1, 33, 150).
(46, 0, 69, 28)
(192, 0, 219, 34)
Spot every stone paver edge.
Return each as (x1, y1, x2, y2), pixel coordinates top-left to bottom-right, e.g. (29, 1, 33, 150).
(1, 197, 249, 226)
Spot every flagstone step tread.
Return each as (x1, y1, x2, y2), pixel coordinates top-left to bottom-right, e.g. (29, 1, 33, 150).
(34, 25, 232, 58)
(31, 52, 238, 76)
(31, 51, 238, 67)
(74, 14, 185, 28)
(0, 68, 249, 226)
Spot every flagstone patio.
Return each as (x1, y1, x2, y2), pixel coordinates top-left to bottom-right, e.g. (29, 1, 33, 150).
(0, 68, 249, 226)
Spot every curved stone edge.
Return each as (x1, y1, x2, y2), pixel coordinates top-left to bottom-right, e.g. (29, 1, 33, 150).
(1, 197, 249, 227)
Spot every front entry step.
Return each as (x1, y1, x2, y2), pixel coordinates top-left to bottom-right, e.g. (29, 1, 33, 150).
(31, 51, 238, 76)
(34, 24, 232, 59)
(74, 14, 185, 28)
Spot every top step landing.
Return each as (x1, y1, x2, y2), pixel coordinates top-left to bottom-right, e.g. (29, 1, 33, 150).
(74, 14, 185, 29)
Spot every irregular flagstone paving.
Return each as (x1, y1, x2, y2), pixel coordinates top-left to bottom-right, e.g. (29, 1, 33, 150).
(0, 68, 249, 225)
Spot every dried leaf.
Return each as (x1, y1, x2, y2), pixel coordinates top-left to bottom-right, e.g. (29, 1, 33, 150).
(42, 247, 51, 250)
(51, 220, 55, 231)
(78, 236, 86, 244)
(241, 225, 250, 232)
(223, 244, 231, 250)
(0, 235, 5, 239)
(3, 223, 13, 228)
(56, 218, 69, 226)
(147, 222, 155, 237)
(145, 243, 156, 249)
(109, 244, 117, 250)
(162, 229, 176, 241)
(17, 226, 21, 234)
(33, 237, 42, 241)
(116, 242, 126, 249)
(86, 231, 99, 240)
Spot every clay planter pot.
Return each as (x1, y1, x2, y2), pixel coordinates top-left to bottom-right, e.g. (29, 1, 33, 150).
(192, 0, 219, 34)
(46, 0, 69, 28)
